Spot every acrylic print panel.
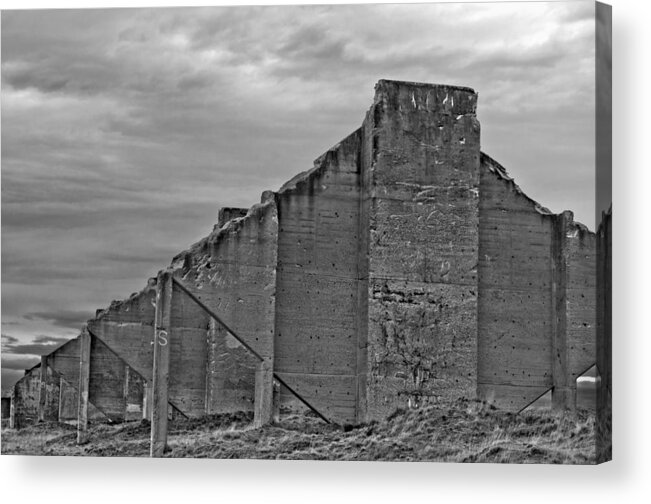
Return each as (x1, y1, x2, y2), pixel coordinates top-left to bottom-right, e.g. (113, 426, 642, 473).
(1, 1, 611, 464)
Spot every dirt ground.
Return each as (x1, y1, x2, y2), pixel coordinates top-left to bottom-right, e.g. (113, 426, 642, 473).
(1, 398, 597, 464)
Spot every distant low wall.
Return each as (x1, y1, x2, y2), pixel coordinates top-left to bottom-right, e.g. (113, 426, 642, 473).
(11, 367, 40, 428)
(87, 290, 156, 384)
(10, 334, 142, 428)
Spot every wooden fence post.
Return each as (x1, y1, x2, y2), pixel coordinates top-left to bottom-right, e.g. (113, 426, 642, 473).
(151, 271, 172, 457)
(77, 329, 91, 444)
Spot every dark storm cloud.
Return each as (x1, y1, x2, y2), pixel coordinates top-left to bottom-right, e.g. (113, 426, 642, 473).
(1, 355, 41, 371)
(2, 333, 70, 355)
(23, 311, 91, 330)
(33, 335, 72, 345)
(1, 333, 68, 389)
(1, 335, 19, 347)
(3, 64, 70, 93)
(1, 3, 597, 349)
(2, 369, 27, 391)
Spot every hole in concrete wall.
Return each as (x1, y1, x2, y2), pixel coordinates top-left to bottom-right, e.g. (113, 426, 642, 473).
(576, 364, 597, 410)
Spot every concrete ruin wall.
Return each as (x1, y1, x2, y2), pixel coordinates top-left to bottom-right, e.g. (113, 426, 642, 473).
(164, 280, 209, 415)
(45, 337, 107, 421)
(171, 197, 277, 415)
(10, 366, 105, 428)
(88, 335, 145, 421)
(48, 332, 146, 422)
(10, 367, 40, 428)
(9, 335, 141, 428)
(566, 222, 597, 384)
(62, 198, 276, 421)
(58, 378, 79, 422)
(364, 81, 480, 419)
(8, 360, 63, 427)
(88, 281, 207, 417)
(9, 361, 76, 427)
(477, 153, 596, 411)
(274, 130, 363, 423)
(41, 359, 61, 421)
(47, 338, 84, 421)
(47, 338, 80, 380)
(87, 290, 156, 386)
(477, 153, 555, 409)
(10, 80, 600, 428)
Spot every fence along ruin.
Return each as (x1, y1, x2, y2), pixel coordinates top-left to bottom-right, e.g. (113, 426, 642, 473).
(9, 80, 601, 456)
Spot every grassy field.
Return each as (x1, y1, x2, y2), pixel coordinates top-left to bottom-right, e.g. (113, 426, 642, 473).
(0, 398, 597, 463)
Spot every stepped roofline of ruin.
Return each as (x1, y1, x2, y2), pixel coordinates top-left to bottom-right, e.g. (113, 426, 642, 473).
(481, 151, 595, 235)
(278, 128, 361, 195)
(89, 196, 276, 324)
(91, 283, 155, 323)
(20, 335, 78, 375)
(170, 194, 276, 274)
(23, 361, 42, 374)
(85, 149, 594, 334)
(374, 79, 478, 117)
(80, 82, 594, 351)
(481, 151, 553, 216)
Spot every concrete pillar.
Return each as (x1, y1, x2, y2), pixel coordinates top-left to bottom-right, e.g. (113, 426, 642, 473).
(204, 318, 219, 415)
(77, 329, 91, 443)
(123, 364, 130, 400)
(151, 271, 172, 457)
(58, 377, 64, 422)
(272, 380, 281, 423)
(253, 360, 273, 428)
(9, 391, 16, 429)
(143, 382, 153, 421)
(551, 211, 576, 411)
(38, 355, 47, 422)
(361, 80, 481, 419)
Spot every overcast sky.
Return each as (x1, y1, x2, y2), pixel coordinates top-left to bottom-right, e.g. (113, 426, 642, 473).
(1, 1, 597, 389)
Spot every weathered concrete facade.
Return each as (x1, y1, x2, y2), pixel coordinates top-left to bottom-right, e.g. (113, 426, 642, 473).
(10, 367, 42, 428)
(477, 155, 597, 411)
(9, 332, 144, 428)
(10, 80, 600, 430)
(173, 196, 278, 417)
(364, 82, 481, 419)
(274, 130, 363, 422)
